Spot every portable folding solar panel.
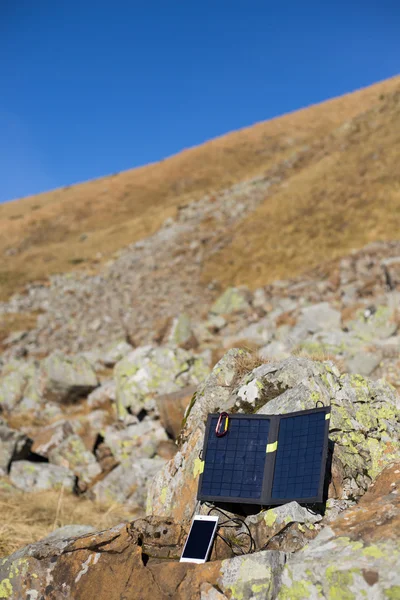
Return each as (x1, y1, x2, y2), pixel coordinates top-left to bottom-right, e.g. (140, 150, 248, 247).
(197, 407, 330, 505)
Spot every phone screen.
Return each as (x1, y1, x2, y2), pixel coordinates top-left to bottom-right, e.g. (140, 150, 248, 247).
(181, 519, 217, 560)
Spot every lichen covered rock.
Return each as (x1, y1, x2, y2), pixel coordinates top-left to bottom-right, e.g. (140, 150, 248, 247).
(103, 419, 168, 462)
(9, 461, 75, 492)
(113, 345, 210, 418)
(0, 360, 41, 412)
(148, 354, 400, 522)
(210, 287, 251, 315)
(90, 456, 165, 510)
(147, 349, 241, 521)
(48, 434, 101, 486)
(39, 351, 98, 403)
(277, 463, 400, 599)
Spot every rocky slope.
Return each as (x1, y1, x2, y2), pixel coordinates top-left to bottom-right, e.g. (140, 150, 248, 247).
(0, 352, 399, 599)
(0, 236, 399, 597)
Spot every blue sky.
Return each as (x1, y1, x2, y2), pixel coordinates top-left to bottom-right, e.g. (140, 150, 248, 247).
(0, 1, 399, 203)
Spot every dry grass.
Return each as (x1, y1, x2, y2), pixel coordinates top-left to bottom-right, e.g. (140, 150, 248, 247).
(275, 311, 298, 328)
(202, 82, 400, 289)
(0, 486, 136, 557)
(292, 347, 345, 373)
(232, 348, 266, 385)
(0, 76, 399, 300)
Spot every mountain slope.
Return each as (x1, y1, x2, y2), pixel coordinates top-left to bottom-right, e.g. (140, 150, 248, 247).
(0, 75, 399, 300)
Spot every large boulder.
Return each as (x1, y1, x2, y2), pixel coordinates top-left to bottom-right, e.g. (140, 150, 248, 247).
(103, 419, 168, 462)
(31, 420, 75, 458)
(39, 351, 98, 403)
(99, 340, 134, 367)
(346, 304, 398, 341)
(156, 385, 197, 439)
(210, 287, 251, 315)
(277, 462, 400, 599)
(1, 465, 398, 599)
(148, 353, 400, 522)
(168, 313, 198, 350)
(0, 521, 285, 600)
(9, 461, 75, 492)
(89, 457, 166, 510)
(296, 302, 342, 334)
(113, 346, 210, 418)
(147, 349, 241, 521)
(0, 360, 41, 412)
(48, 434, 102, 486)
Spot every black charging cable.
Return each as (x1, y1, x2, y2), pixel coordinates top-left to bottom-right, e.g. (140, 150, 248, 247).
(204, 503, 256, 556)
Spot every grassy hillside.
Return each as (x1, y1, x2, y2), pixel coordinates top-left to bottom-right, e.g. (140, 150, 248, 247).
(0, 75, 399, 300)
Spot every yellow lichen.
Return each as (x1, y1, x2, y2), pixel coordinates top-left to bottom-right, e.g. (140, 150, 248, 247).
(264, 509, 277, 527)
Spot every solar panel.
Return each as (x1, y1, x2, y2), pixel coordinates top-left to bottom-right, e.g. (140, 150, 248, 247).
(197, 407, 329, 505)
(270, 410, 327, 504)
(200, 415, 271, 502)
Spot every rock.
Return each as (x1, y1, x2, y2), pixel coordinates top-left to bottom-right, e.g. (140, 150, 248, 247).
(90, 457, 165, 509)
(156, 385, 197, 439)
(156, 440, 178, 460)
(94, 441, 119, 473)
(0, 420, 31, 475)
(298, 328, 363, 360)
(244, 501, 322, 551)
(0, 360, 40, 411)
(113, 345, 210, 418)
(168, 313, 198, 350)
(147, 349, 242, 521)
(237, 357, 338, 414)
(259, 341, 290, 361)
(347, 304, 398, 341)
(210, 287, 251, 315)
(39, 351, 98, 403)
(48, 434, 102, 486)
(382, 256, 400, 289)
(9, 461, 75, 492)
(148, 354, 400, 522)
(346, 350, 382, 376)
(0, 519, 286, 599)
(205, 315, 227, 333)
(86, 379, 116, 409)
(224, 318, 272, 347)
(2, 330, 27, 346)
(200, 583, 228, 599)
(99, 340, 134, 367)
(277, 463, 400, 599)
(44, 524, 96, 541)
(215, 550, 286, 599)
(103, 420, 168, 462)
(78, 409, 112, 449)
(252, 287, 269, 311)
(296, 302, 342, 334)
(132, 516, 187, 559)
(31, 420, 75, 458)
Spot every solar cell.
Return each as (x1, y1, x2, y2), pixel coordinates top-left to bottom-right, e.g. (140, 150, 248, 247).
(271, 411, 326, 502)
(197, 407, 329, 506)
(200, 415, 270, 502)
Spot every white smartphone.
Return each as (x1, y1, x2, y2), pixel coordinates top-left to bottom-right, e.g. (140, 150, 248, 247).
(180, 515, 219, 563)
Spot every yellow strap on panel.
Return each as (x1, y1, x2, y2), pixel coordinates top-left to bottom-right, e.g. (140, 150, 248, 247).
(266, 441, 278, 453)
(325, 413, 331, 420)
